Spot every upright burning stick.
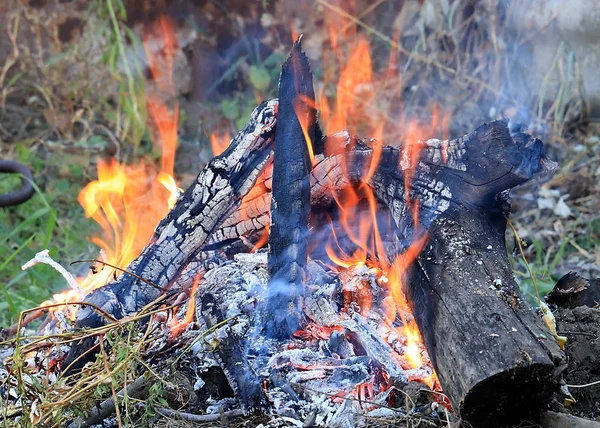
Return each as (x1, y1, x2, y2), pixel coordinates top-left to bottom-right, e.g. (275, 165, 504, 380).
(265, 38, 317, 339)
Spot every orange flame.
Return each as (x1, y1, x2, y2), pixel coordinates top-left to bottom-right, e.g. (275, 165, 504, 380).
(145, 16, 176, 90)
(43, 16, 181, 315)
(210, 131, 232, 156)
(294, 100, 316, 166)
(78, 159, 174, 273)
(169, 271, 200, 339)
(147, 101, 178, 176)
(144, 16, 179, 176)
(320, 36, 373, 137)
(317, 15, 451, 383)
(157, 171, 180, 209)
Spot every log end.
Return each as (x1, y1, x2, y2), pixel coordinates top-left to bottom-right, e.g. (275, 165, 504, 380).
(460, 362, 558, 427)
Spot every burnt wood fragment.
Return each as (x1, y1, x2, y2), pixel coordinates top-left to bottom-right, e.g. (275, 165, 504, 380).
(365, 122, 566, 427)
(547, 272, 600, 309)
(266, 39, 316, 339)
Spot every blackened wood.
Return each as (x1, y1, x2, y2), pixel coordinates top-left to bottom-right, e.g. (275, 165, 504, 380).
(193, 261, 271, 413)
(199, 293, 267, 413)
(547, 272, 600, 308)
(266, 39, 316, 339)
(205, 151, 350, 253)
(366, 122, 565, 427)
(64, 100, 278, 372)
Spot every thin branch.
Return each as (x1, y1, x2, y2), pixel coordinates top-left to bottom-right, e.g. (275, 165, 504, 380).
(71, 259, 168, 292)
(566, 379, 600, 389)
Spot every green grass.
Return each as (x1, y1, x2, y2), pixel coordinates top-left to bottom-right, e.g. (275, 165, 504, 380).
(509, 224, 571, 306)
(510, 212, 600, 307)
(0, 0, 150, 328)
(94, 0, 147, 150)
(0, 167, 95, 328)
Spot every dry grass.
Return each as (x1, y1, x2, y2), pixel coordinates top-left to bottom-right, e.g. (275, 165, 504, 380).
(1, 294, 187, 427)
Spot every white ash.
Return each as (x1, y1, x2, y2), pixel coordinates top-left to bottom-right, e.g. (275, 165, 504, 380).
(367, 407, 400, 418)
(287, 369, 327, 383)
(188, 255, 437, 426)
(193, 377, 205, 391)
(327, 398, 362, 428)
(235, 251, 269, 265)
(418, 179, 452, 214)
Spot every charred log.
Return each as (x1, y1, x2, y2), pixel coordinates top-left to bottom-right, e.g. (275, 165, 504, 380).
(365, 122, 566, 426)
(198, 280, 267, 412)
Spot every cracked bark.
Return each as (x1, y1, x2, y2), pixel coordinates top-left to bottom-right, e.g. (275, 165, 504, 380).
(64, 100, 278, 372)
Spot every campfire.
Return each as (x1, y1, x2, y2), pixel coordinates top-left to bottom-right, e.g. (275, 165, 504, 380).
(0, 15, 577, 428)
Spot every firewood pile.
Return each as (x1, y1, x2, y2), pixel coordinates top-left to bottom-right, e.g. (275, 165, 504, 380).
(1, 40, 599, 428)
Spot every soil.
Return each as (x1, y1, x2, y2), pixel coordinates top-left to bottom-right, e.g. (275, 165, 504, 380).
(555, 303, 600, 419)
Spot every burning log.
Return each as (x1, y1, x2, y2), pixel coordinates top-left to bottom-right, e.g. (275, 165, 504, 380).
(64, 100, 278, 370)
(363, 123, 566, 426)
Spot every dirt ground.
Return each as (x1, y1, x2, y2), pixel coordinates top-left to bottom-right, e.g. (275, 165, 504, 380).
(555, 304, 600, 419)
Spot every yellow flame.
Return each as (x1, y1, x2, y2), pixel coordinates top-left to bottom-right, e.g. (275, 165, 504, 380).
(45, 16, 181, 316)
